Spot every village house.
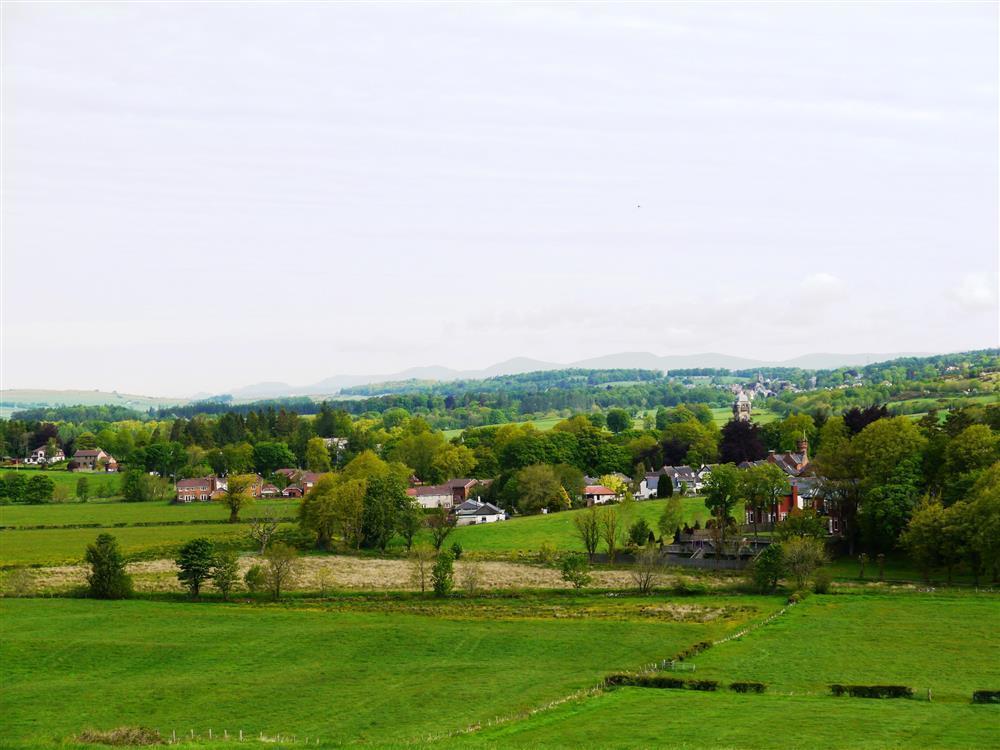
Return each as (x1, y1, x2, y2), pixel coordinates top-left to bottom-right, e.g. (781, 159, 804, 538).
(176, 476, 221, 502)
(274, 468, 325, 492)
(454, 499, 507, 526)
(406, 478, 483, 509)
(26, 446, 65, 465)
(175, 475, 264, 502)
(71, 449, 118, 472)
(583, 485, 617, 506)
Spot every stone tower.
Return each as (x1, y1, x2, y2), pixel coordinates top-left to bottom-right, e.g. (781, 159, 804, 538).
(732, 391, 752, 421)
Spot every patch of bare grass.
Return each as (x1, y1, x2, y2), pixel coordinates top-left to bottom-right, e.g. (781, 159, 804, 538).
(75, 726, 163, 746)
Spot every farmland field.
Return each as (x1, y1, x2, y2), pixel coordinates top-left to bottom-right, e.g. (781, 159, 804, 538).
(450, 591, 1000, 749)
(442, 415, 563, 440)
(0, 523, 293, 566)
(0, 595, 770, 749)
(0, 499, 297, 528)
(441, 497, 708, 555)
(0, 468, 121, 499)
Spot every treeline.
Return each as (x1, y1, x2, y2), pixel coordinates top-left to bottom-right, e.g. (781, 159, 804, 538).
(340, 368, 664, 396)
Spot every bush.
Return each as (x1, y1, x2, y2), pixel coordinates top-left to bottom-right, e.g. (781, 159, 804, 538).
(730, 681, 767, 693)
(972, 690, 1000, 704)
(830, 684, 913, 699)
(432, 550, 455, 597)
(749, 544, 784, 593)
(672, 579, 709, 596)
(604, 674, 717, 691)
(85, 533, 132, 599)
(537, 541, 557, 565)
(243, 564, 266, 593)
(628, 518, 652, 547)
(813, 568, 833, 594)
(560, 553, 592, 589)
(673, 641, 713, 662)
(450, 541, 463, 560)
(788, 590, 811, 604)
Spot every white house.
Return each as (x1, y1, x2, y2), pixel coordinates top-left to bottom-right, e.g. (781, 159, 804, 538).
(406, 484, 455, 509)
(454, 499, 507, 526)
(26, 446, 65, 465)
(583, 485, 617, 507)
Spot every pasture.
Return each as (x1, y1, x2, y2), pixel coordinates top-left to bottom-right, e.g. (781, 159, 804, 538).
(0, 468, 121, 500)
(0, 595, 768, 749)
(0, 499, 297, 528)
(443, 497, 708, 555)
(0, 523, 293, 566)
(451, 591, 1000, 749)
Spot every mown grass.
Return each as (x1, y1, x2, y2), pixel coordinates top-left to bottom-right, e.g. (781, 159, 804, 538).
(442, 416, 564, 440)
(0, 523, 293, 566)
(690, 592, 1000, 702)
(438, 497, 709, 555)
(446, 689, 998, 749)
(0, 499, 298, 528)
(0, 596, 763, 748)
(0, 468, 120, 500)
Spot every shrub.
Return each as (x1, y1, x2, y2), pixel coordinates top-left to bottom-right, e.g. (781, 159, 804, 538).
(687, 680, 719, 691)
(749, 544, 784, 593)
(730, 681, 767, 693)
(85, 533, 132, 600)
(560, 553, 592, 589)
(672, 579, 709, 596)
(812, 568, 833, 594)
(788, 590, 811, 604)
(432, 550, 455, 597)
(175, 538, 215, 598)
(628, 518, 652, 547)
(830, 684, 913, 699)
(243, 564, 266, 593)
(537, 542, 557, 565)
(450, 541, 463, 560)
(604, 674, 717, 691)
(972, 690, 1000, 704)
(673, 641, 712, 662)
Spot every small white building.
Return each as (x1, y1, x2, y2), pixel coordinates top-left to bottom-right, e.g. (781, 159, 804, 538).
(454, 499, 507, 526)
(26, 447, 65, 465)
(583, 485, 617, 507)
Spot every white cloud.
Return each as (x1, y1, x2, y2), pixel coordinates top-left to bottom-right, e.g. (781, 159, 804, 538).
(949, 272, 998, 312)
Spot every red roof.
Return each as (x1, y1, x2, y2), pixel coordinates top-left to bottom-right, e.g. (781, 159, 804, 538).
(584, 485, 615, 495)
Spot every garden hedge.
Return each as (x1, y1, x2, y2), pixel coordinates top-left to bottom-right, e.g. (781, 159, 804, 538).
(830, 684, 913, 699)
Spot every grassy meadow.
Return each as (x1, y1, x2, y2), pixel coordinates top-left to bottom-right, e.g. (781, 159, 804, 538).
(0, 499, 297, 528)
(0, 595, 769, 749)
(0, 467, 121, 500)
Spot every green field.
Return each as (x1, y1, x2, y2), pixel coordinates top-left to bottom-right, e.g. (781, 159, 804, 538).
(451, 591, 1000, 749)
(442, 497, 708, 555)
(450, 689, 996, 749)
(443, 416, 564, 440)
(0, 523, 294, 566)
(0, 499, 297, 529)
(0, 595, 767, 749)
(0, 468, 121, 499)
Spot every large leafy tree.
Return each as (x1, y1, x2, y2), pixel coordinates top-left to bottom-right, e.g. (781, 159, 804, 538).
(176, 538, 215, 597)
(740, 462, 788, 540)
(252, 441, 297, 475)
(718, 420, 765, 465)
(85, 533, 132, 599)
(702, 463, 742, 565)
(515, 464, 570, 515)
(220, 474, 255, 523)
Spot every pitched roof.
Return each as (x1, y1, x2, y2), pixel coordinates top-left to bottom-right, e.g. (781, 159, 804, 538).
(584, 485, 615, 495)
(74, 449, 104, 457)
(177, 477, 212, 489)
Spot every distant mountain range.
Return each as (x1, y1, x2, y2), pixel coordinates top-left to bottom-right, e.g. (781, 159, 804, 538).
(222, 351, 931, 400)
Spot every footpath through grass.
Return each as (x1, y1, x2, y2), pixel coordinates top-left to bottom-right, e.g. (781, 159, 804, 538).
(0, 595, 765, 748)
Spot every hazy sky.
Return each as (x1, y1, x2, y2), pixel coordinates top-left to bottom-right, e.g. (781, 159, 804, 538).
(3, 2, 998, 396)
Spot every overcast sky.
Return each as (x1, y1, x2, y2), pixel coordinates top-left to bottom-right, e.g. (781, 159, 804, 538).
(3, 2, 998, 396)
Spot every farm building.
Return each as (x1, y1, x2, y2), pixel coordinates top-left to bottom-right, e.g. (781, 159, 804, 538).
(454, 499, 507, 526)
